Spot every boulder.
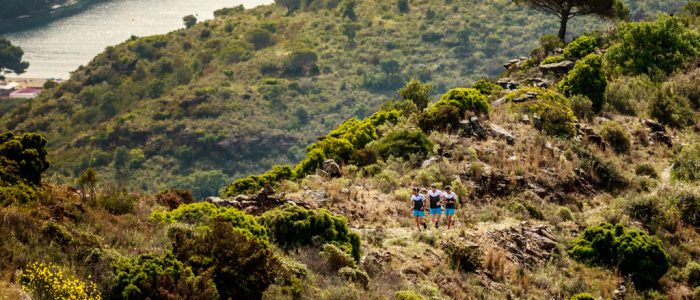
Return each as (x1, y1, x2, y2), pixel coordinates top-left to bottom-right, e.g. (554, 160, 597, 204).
(322, 159, 342, 178)
(520, 114, 530, 124)
(650, 131, 673, 147)
(470, 116, 489, 140)
(642, 119, 666, 133)
(421, 156, 441, 168)
(539, 60, 574, 75)
(512, 91, 538, 103)
(496, 78, 518, 90)
(587, 134, 606, 151)
(488, 123, 515, 145)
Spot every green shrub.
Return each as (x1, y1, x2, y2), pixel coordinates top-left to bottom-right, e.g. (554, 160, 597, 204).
(435, 88, 490, 116)
(443, 239, 483, 273)
(599, 121, 631, 154)
(224, 165, 293, 196)
(98, 191, 137, 215)
(245, 28, 274, 49)
(321, 243, 356, 271)
(624, 196, 663, 229)
(112, 252, 218, 300)
(399, 79, 433, 110)
(605, 75, 655, 116)
(395, 290, 426, 300)
(686, 262, 700, 287)
(559, 54, 607, 112)
(540, 54, 565, 65)
(169, 218, 277, 300)
(285, 49, 318, 75)
(153, 202, 268, 239)
(472, 79, 503, 96)
(372, 130, 433, 160)
(574, 146, 627, 192)
(558, 207, 574, 221)
(649, 86, 695, 127)
(671, 190, 700, 227)
(418, 104, 461, 132)
(570, 293, 595, 300)
(0, 132, 50, 185)
(635, 164, 658, 178)
(570, 95, 593, 121)
(568, 223, 670, 290)
(563, 35, 597, 60)
(0, 181, 40, 206)
(604, 15, 700, 78)
(294, 148, 326, 178)
(531, 97, 577, 138)
(259, 204, 361, 261)
(672, 143, 700, 182)
(338, 267, 369, 289)
(221, 40, 253, 63)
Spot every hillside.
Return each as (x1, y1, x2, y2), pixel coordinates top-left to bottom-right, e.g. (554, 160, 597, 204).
(0, 0, 690, 198)
(1, 3, 700, 299)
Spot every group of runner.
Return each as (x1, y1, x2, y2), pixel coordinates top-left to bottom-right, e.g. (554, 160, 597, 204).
(410, 184, 458, 231)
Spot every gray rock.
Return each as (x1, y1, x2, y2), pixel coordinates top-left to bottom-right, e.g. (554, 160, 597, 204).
(642, 119, 666, 132)
(492, 96, 508, 106)
(539, 60, 574, 74)
(421, 156, 441, 168)
(520, 114, 530, 124)
(496, 78, 519, 90)
(470, 116, 489, 140)
(488, 123, 516, 145)
(322, 159, 342, 178)
(513, 91, 538, 103)
(650, 131, 673, 147)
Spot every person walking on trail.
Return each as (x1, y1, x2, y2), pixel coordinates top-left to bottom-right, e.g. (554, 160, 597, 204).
(442, 186, 458, 229)
(411, 187, 427, 231)
(428, 184, 443, 228)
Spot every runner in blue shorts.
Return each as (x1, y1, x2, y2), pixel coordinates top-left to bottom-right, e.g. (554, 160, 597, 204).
(442, 186, 458, 229)
(411, 187, 427, 231)
(428, 184, 443, 228)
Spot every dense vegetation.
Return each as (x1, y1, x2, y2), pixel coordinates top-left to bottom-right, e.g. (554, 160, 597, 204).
(0, 1, 699, 299)
(0, 0, 689, 198)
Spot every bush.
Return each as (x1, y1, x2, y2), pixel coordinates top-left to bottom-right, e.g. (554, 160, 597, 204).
(671, 190, 700, 227)
(221, 40, 252, 63)
(443, 239, 483, 273)
(395, 290, 426, 300)
(570, 293, 595, 300)
(604, 15, 700, 78)
(418, 104, 461, 132)
(605, 75, 655, 116)
(321, 243, 356, 271)
(649, 87, 695, 127)
(635, 164, 658, 178)
(338, 267, 369, 289)
(624, 195, 663, 229)
(574, 146, 627, 192)
(245, 28, 274, 49)
(686, 262, 700, 287)
(399, 79, 433, 110)
(559, 54, 607, 112)
(599, 121, 631, 154)
(435, 88, 490, 116)
(568, 223, 670, 290)
(563, 35, 597, 60)
(0, 132, 50, 185)
(98, 191, 137, 215)
(259, 204, 361, 261)
(570, 95, 593, 121)
(169, 218, 277, 300)
(372, 130, 433, 160)
(531, 97, 577, 138)
(540, 54, 565, 65)
(285, 49, 318, 75)
(112, 252, 218, 300)
(672, 143, 700, 182)
(155, 189, 194, 210)
(224, 165, 293, 196)
(20, 262, 101, 300)
(152, 202, 268, 240)
(472, 79, 502, 96)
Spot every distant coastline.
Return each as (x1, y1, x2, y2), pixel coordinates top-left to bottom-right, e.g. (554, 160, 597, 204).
(0, 0, 110, 34)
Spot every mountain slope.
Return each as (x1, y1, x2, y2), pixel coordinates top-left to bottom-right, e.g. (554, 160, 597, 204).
(0, 0, 687, 197)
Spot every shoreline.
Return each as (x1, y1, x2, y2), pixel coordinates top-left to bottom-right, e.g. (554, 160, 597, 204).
(0, 0, 111, 35)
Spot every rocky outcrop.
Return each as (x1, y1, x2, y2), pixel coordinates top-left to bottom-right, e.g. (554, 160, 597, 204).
(460, 117, 489, 140)
(206, 185, 312, 215)
(642, 119, 672, 147)
(486, 223, 557, 269)
(487, 124, 515, 145)
(322, 159, 342, 178)
(496, 78, 519, 90)
(539, 60, 574, 75)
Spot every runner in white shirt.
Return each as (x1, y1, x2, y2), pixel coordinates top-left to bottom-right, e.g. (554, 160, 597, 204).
(427, 184, 443, 229)
(442, 186, 458, 229)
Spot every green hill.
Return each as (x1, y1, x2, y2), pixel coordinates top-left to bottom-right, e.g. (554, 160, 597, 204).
(0, 0, 688, 198)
